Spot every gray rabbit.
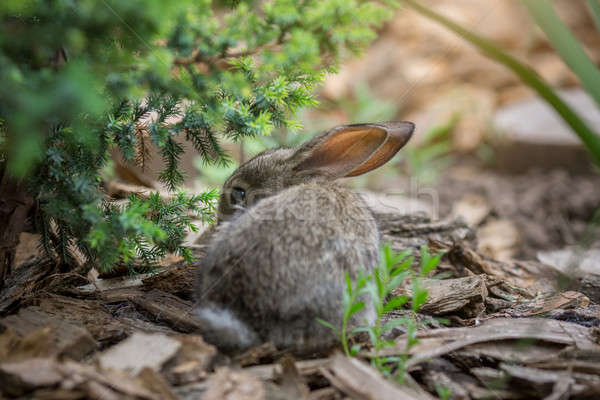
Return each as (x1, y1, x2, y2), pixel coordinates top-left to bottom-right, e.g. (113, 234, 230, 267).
(195, 121, 414, 353)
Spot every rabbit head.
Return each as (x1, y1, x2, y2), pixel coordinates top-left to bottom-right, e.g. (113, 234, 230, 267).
(217, 121, 414, 220)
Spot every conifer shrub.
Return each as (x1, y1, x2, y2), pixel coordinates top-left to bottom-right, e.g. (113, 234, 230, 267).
(0, 0, 398, 273)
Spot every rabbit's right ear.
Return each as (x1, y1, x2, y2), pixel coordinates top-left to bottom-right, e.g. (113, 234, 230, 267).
(291, 122, 414, 179)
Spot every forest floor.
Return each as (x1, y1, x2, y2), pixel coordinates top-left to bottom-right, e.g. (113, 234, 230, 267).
(1, 160, 599, 400)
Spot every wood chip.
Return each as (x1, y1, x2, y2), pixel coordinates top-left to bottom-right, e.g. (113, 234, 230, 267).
(307, 386, 340, 400)
(0, 307, 97, 360)
(0, 258, 55, 315)
(98, 332, 181, 376)
(142, 264, 196, 299)
(499, 364, 592, 397)
(453, 340, 566, 365)
(374, 212, 474, 251)
(173, 382, 209, 400)
(501, 291, 589, 317)
(396, 275, 488, 316)
(0, 358, 62, 396)
(203, 367, 266, 400)
(137, 367, 179, 400)
(244, 358, 330, 381)
(321, 353, 435, 400)
(98, 287, 145, 303)
(234, 342, 278, 367)
(451, 194, 490, 227)
(372, 317, 600, 364)
(85, 380, 121, 400)
(420, 358, 471, 400)
(34, 295, 120, 344)
(76, 272, 155, 294)
(163, 335, 217, 385)
(131, 289, 203, 333)
(579, 273, 600, 304)
(31, 387, 86, 400)
(435, 240, 565, 295)
(60, 361, 157, 400)
(477, 218, 520, 261)
(0, 327, 55, 362)
(274, 355, 310, 400)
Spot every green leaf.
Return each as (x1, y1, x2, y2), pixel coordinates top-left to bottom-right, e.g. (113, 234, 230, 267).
(383, 356, 406, 363)
(350, 343, 362, 356)
(523, 0, 600, 109)
(374, 267, 384, 296)
(391, 256, 413, 276)
(586, 0, 600, 36)
(420, 246, 442, 277)
(383, 295, 410, 313)
(355, 269, 369, 291)
(345, 272, 353, 295)
(349, 301, 366, 317)
(412, 289, 428, 312)
(366, 328, 378, 347)
(388, 271, 410, 292)
(343, 290, 351, 311)
(365, 283, 382, 313)
(316, 318, 340, 336)
(382, 318, 409, 333)
(408, 336, 420, 347)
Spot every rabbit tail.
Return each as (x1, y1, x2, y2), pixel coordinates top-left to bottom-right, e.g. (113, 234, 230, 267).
(194, 303, 260, 352)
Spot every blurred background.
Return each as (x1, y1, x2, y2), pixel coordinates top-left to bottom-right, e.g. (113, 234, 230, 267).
(103, 0, 600, 267)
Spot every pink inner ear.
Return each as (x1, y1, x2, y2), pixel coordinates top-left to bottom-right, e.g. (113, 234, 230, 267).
(294, 127, 387, 177)
(345, 124, 413, 177)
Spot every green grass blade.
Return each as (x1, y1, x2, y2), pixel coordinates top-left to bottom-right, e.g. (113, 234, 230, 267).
(316, 318, 340, 335)
(404, 0, 600, 166)
(523, 0, 600, 108)
(586, 0, 600, 36)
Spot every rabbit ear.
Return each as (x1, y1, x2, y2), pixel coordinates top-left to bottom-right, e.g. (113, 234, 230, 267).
(292, 122, 414, 179)
(345, 121, 414, 177)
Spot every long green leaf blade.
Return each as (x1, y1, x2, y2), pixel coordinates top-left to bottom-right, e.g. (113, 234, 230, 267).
(586, 0, 600, 36)
(404, 0, 600, 166)
(523, 0, 600, 108)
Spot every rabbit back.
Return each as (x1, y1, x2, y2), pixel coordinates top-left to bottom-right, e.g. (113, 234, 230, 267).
(195, 182, 379, 352)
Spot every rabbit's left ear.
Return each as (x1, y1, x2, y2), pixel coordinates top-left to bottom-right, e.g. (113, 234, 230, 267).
(292, 121, 414, 179)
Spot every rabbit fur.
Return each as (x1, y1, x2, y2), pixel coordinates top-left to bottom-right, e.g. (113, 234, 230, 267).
(195, 121, 414, 353)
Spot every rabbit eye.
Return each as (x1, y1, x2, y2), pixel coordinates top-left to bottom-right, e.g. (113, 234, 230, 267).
(230, 187, 246, 206)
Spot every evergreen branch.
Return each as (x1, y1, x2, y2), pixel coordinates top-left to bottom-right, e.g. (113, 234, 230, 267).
(158, 136, 185, 191)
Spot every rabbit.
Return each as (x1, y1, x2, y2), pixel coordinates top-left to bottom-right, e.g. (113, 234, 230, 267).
(194, 121, 414, 353)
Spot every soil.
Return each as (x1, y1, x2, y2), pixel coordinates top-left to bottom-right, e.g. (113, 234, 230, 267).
(433, 162, 600, 259)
